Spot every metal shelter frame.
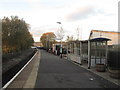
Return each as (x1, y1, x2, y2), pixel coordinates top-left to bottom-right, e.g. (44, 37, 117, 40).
(88, 37, 111, 69)
(67, 37, 111, 69)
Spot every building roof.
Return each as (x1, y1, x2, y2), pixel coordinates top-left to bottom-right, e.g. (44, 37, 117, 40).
(91, 30, 120, 34)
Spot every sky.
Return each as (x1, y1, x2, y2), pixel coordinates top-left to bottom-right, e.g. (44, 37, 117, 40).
(0, 0, 119, 42)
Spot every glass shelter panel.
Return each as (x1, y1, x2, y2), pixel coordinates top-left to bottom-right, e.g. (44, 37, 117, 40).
(90, 41, 106, 64)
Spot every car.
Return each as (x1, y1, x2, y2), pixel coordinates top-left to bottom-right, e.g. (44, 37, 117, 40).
(37, 46, 44, 49)
(31, 46, 37, 49)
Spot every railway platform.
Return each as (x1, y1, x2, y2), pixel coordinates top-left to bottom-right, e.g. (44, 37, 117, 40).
(4, 49, 120, 89)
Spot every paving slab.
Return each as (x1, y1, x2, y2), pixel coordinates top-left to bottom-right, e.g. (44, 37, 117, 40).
(5, 50, 40, 89)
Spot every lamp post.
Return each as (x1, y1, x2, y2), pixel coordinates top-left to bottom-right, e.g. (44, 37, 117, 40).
(56, 22, 64, 58)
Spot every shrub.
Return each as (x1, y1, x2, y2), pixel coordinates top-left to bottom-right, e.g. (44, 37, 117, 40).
(108, 50, 120, 69)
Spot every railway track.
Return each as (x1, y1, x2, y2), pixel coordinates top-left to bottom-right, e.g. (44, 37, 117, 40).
(1, 50, 38, 89)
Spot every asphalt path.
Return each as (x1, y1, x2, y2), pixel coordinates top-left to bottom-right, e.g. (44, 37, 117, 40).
(35, 50, 119, 88)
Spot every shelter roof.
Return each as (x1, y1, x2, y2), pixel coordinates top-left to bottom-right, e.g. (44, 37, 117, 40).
(90, 37, 111, 42)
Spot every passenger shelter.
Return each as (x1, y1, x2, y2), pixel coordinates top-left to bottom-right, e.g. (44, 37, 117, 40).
(87, 37, 111, 69)
(67, 37, 111, 69)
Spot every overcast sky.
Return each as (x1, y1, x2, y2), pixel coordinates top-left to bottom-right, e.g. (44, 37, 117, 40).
(0, 0, 119, 42)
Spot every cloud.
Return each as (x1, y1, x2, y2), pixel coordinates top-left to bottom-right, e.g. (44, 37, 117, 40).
(25, 0, 40, 3)
(65, 6, 103, 21)
(29, 26, 59, 38)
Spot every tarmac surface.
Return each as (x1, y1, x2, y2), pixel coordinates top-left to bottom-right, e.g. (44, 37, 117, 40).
(35, 50, 119, 88)
(5, 49, 120, 89)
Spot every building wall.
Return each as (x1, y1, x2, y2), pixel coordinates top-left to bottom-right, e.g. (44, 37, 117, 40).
(90, 30, 120, 45)
(52, 42, 67, 54)
(33, 42, 43, 46)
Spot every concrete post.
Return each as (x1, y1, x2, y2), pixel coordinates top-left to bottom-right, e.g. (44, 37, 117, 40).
(0, 19, 2, 88)
(67, 43, 69, 60)
(80, 41, 82, 65)
(88, 40, 91, 69)
(60, 40, 62, 58)
(105, 41, 108, 67)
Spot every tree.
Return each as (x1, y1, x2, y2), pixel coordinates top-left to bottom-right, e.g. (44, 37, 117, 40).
(2, 16, 34, 53)
(66, 36, 74, 42)
(40, 32, 56, 50)
(56, 25, 64, 41)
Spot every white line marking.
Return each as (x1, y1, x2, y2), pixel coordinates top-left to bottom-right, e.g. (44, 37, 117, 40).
(1, 50, 38, 89)
(23, 50, 41, 88)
